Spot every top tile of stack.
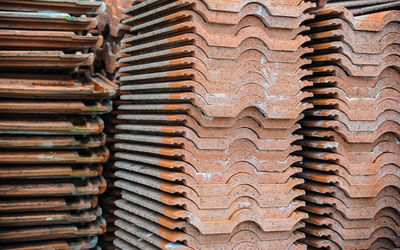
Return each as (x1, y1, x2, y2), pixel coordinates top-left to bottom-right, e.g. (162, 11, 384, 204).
(122, 0, 316, 27)
(326, 0, 400, 16)
(0, 0, 104, 16)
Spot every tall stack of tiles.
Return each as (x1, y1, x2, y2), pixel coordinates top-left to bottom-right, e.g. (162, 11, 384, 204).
(97, 1, 135, 248)
(0, 0, 116, 248)
(111, 0, 316, 248)
(298, 2, 400, 249)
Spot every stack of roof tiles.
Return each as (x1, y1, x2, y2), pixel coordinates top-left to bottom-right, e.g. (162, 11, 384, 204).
(111, 0, 316, 248)
(0, 0, 116, 248)
(299, 2, 400, 249)
(97, 1, 134, 248)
